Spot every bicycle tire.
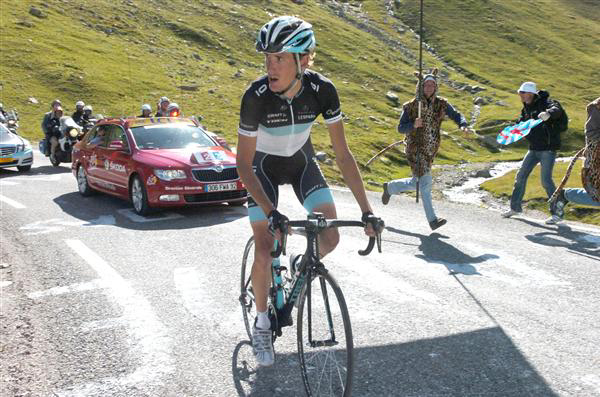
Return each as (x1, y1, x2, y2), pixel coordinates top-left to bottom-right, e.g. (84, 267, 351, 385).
(297, 267, 354, 397)
(240, 236, 255, 341)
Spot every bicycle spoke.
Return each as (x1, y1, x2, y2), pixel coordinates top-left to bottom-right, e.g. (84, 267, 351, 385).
(298, 269, 353, 396)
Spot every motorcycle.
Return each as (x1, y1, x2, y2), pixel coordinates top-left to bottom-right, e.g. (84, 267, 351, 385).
(39, 116, 84, 166)
(3, 110, 19, 135)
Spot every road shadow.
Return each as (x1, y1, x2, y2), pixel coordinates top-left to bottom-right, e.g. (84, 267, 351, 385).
(231, 326, 558, 396)
(515, 218, 600, 260)
(385, 226, 499, 275)
(52, 191, 247, 231)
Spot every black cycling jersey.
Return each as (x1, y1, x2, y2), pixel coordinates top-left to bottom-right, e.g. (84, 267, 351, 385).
(238, 69, 342, 157)
(239, 69, 340, 221)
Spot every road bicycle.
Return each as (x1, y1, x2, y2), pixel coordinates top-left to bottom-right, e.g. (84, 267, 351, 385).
(239, 212, 383, 396)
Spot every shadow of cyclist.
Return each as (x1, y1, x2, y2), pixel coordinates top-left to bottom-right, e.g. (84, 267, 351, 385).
(231, 340, 303, 396)
(514, 218, 600, 260)
(385, 226, 499, 275)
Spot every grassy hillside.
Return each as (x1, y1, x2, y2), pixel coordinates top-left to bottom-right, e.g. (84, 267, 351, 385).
(1, 0, 598, 189)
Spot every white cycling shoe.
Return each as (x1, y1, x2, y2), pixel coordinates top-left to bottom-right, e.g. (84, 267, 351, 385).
(252, 324, 275, 367)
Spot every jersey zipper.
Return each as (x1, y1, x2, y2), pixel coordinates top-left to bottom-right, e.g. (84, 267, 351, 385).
(288, 98, 294, 151)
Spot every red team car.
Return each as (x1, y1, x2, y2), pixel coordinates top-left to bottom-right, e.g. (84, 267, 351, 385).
(71, 117, 247, 215)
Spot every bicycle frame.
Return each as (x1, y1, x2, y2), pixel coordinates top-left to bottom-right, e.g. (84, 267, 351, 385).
(270, 223, 321, 337)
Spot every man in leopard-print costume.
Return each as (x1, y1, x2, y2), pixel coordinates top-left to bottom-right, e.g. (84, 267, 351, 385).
(381, 69, 473, 230)
(550, 97, 600, 220)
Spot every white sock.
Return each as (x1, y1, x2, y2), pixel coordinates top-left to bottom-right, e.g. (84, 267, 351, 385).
(256, 311, 270, 330)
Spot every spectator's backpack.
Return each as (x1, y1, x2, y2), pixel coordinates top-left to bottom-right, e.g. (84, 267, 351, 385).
(551, 100, 569, 133)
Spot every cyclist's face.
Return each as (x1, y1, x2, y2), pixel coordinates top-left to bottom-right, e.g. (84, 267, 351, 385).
(265, 52, 296, 92)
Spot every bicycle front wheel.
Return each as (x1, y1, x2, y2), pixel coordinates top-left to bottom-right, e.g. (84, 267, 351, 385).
(297, 267, 354, 397)
(240, 236, 255, 341)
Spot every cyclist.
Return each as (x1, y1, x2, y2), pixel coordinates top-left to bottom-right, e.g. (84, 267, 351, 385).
(237, 15, 380, 367)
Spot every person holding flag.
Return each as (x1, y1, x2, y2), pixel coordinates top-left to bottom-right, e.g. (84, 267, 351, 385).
(501, 82, 567, 223)
(381, 69, 473, 230)
(548, 97, 600, 223)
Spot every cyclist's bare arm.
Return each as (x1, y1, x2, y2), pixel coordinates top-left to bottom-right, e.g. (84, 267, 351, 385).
(236, 134, 275, 217)
(327, 121, 375, 234)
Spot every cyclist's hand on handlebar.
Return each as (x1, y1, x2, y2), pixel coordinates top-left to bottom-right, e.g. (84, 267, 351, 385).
(361, 211, 384, 237)
(267, 209, 290, 238)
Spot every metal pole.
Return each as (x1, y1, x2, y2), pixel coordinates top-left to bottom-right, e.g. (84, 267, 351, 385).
(416, 0, 424, 203)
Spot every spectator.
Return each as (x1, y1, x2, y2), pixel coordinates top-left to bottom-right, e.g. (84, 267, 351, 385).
(549, 97, 600, 222)
(381, 69, 473, 230)
(501, 82, 567, 224)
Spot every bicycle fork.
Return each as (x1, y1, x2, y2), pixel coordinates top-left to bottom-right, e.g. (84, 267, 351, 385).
(307, 268, 338, 348)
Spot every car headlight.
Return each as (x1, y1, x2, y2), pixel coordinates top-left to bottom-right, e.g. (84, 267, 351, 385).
(154, 169, 187, 181)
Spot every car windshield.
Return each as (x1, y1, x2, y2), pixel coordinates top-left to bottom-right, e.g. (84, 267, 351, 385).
(130, 124, 216, 150)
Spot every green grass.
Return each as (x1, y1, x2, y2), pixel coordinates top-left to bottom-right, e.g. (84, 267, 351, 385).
(1, 0, 598, 222)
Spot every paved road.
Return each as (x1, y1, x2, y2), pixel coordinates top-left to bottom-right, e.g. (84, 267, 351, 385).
(1, 153, 599, 396)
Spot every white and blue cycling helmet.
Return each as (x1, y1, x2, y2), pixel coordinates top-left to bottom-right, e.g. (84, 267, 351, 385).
(256, 16, 316, 54)
(256, 16, 316, 97)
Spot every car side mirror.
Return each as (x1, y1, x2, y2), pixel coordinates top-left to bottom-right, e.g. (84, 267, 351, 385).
(108, 140, 125, 150)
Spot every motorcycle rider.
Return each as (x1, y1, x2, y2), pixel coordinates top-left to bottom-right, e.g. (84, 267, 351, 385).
(139, 104, 152, 118)
(72, 101, 85, 125)
(155, 96, 170, 117)
(167, 103, 181, 117)
(43, 106, 64, 160)
(0, 103, 7, 123)
(82, 105, 93, 122)
(41, 99, 62, 135)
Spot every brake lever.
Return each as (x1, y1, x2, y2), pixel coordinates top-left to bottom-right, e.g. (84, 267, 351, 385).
(269, 221, 289, 258)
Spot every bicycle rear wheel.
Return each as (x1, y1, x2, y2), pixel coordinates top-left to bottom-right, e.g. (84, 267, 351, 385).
(297, 266, 354, 396)
(240, 237, 255, 341)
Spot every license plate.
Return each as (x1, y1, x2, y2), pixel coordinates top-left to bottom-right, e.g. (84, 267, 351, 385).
(206, 182, 237, 192)
(0, 157, 14, 163)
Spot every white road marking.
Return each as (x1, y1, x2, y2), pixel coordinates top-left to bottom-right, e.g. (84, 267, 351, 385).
(117, 208, 183, 222)
(460, 242, 569, 287)
(20, 216, 115, 235)
(10, 174, 63, 182)
(331, 246, 440, 304)
(55, 240, 175, 396)
(0, 180, 19, 186)
(80, 317, 128, 333)
(173, 267, 240, 337)
(1, 281, 13, 288)
(28, 279, 106, 299)
(580, 374, 600, 394)
(0, 194, 26, 209)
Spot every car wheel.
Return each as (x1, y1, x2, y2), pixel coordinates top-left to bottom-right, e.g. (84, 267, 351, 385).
(77, 165, 94, 196)
(17, 165, 31, 172)
(130, 175, 151, 216)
